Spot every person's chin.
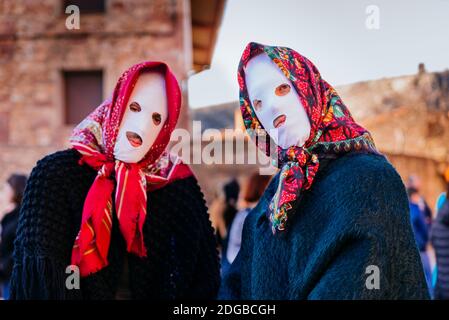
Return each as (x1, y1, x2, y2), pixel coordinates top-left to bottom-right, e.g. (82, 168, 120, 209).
(279, 134, 304, 149)
(277, 136, 293, 149)
(115, 150, 141, 163)
(276, 128, 294, 148)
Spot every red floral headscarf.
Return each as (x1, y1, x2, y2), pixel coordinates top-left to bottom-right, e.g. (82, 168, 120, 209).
(70, 61, 192, 277)
(238, 42, 379, 234)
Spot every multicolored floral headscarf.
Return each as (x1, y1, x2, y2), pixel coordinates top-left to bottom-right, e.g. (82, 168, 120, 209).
(238, 42, 379, 234)
(70, 61, 192, 277)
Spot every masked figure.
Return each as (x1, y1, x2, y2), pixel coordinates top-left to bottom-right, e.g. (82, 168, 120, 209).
(219, 42, 429, 300)
(11, 61, 220, 300)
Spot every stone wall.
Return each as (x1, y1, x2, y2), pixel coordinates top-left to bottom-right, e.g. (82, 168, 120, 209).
(338, 70, 449, 210)
(338, 70, 449, 163)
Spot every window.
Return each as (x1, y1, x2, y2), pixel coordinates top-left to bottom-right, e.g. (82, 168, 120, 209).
(64, 71, 103, 125)
(64, 0, 106, 14)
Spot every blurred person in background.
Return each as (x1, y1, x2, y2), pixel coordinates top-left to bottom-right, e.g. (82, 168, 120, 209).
(222, 179, 240, 232)
(225, 173, 271, 268)
(408, 187, 432, 294)
(209, 178, 240, 251)
(0, 174, 28, 300)
(408, 175, 433, 228)
(435, 168, 449, 213)
(431, 168, 449, 299)
(209, 190, 227, 250)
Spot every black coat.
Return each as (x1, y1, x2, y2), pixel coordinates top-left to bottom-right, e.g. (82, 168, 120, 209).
(10, 149, 220, 299)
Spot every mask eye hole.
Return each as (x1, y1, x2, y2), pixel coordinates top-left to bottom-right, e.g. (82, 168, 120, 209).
(275, 83, 291, 96)
(129, 102, 141, 112)
(152, 112, 162, 125)
(253, 99, 262, 111)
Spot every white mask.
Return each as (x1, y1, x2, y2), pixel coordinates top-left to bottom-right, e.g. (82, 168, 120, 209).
(113, 72, 168, 163)
(245, 53, 311, 149)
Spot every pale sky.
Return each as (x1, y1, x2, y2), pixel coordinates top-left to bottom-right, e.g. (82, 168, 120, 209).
(188, 0, 449, 108)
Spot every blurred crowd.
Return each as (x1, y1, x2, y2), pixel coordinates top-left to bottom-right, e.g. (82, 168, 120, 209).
(407, 169, 449, 300)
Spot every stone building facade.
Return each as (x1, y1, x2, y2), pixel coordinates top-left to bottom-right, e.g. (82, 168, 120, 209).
(338, 68, 449, 208)
(0, 0, 225, 183)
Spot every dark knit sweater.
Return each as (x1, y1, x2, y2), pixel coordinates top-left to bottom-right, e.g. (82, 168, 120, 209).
(219, 153, 430, 300)
(10, 149, 220, 300)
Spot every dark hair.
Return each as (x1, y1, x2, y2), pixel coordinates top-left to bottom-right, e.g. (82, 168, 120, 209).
(7, 173, 28, 206)
(224, 179, 240, 204)
(242, 173, 272, 203)
(407, 187, 419, 199)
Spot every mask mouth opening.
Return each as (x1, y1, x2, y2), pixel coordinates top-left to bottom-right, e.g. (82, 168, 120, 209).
(273, 114, 287, 128)
(126, 131, 143, 147)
